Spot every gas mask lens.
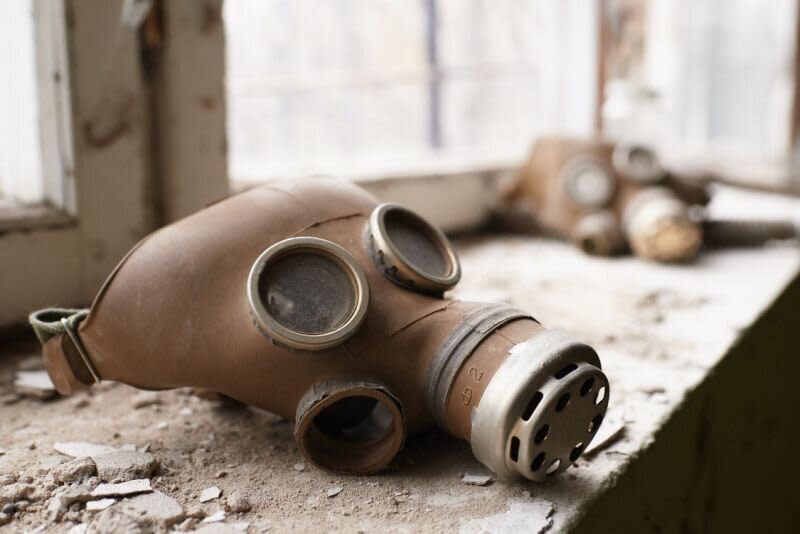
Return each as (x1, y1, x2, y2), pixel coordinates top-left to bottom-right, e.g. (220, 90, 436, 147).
(247, 237, 369, 350)
(613, 143, 663, 184)
(367, 203, 461, 294)
(560, 158, 616, 208)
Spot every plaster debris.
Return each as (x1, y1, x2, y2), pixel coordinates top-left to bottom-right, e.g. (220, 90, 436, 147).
(583, 411, 626, 457)
(46, 484, 94, 521)
(461, 473, 494, 486)
(14, 370, 57, 399)
(461, 500, 555, 534)
(51, 456, 97, 484)
(120, 490, 185, 526)
(224, 491, 251, 513)
(202, 510, 227, 523)
(156, 421, 169, 430)
(180, 407, 194, 416)
(293, 462, 305, 472)
(86, 498, 116, 511)
(131, 391, 162, 409)
(0, 448, 6, 456)
(91, 478, 153, 498)
(0, 482, 35, 505)
(93, 450, 159, 482)
(199, 486, 222, 503)
(326, 486, 343, 498)
(66, 524, 88, 534)
(54, 441, 117, 458)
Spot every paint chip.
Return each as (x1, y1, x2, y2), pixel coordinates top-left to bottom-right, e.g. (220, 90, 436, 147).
(202, 510, 226, 523)
(326, 486, 343, 498)
(85, 498, 116, 511)
(54, 441, 117, 458)
(461, 473, 493, 486)
(199, 486, 222, 503)
(91, 478, 153, 498)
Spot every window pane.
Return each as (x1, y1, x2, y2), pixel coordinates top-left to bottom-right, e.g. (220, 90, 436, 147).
(602, 0, 797, 163)
(0, 0, 43, 203)
(225, 0, 598, 181)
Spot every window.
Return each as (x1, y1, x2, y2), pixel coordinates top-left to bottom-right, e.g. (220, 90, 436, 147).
(601, 0, 798, 176)
(0, 0, 158, 326)
(224, 0, 600, 183)
(0, 1, 44, 205)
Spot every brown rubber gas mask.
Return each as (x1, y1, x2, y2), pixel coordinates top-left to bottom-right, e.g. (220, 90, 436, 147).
(30, 178, 609, 481)
(505, 136, 710, 262)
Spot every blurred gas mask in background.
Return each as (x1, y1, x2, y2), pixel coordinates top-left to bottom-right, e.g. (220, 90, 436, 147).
(30, 177, 610, 482)
(501, 136, 799, 262)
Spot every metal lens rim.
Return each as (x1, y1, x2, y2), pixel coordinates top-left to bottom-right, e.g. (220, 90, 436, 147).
(612, 143, 663, 184)
(247, 236, 369, 351)
(559, 156, 616, 208)
(369, 203, 461, 293)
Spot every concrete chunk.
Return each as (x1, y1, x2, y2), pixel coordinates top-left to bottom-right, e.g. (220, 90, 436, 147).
(93, 450, 158, 482)
(50, 457, 96, 484)
(120, 490, 185, 526)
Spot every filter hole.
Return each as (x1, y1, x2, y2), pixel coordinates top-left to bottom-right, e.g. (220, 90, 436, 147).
(595, 386, 607, 405)
(580, 377, 595, 397)
(554, 363, 578, 379)
(534, 424, 550, 444)
(509, 437, 520, 462)
(545, 459, 561, 476)
(555, 392, 571, 412)
(588, 414, 603, 433)
(570, 442, 585, 462)
(521, 391, 543, 421)
(531, 452, 546, 472)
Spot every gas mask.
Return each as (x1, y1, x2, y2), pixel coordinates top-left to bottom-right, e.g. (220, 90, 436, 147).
(504, 136, 800, 262)
(29, 178, 609, 482)
(504, 136, 710, 262)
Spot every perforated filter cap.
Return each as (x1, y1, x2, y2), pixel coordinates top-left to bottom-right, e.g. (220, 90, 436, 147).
(470, 330, 610, 481)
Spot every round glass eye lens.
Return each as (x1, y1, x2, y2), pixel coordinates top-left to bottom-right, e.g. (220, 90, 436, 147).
(571, 166, 614, 207)
(627, 146, 656, 174)
(258, 252, 356, 335)
(383, 210, 449, 278)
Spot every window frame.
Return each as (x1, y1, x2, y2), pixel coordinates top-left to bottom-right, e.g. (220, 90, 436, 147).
(1, 0, 228, 327)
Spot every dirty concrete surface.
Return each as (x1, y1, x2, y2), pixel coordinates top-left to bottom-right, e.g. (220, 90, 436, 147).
(1, 187, 799, 533)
